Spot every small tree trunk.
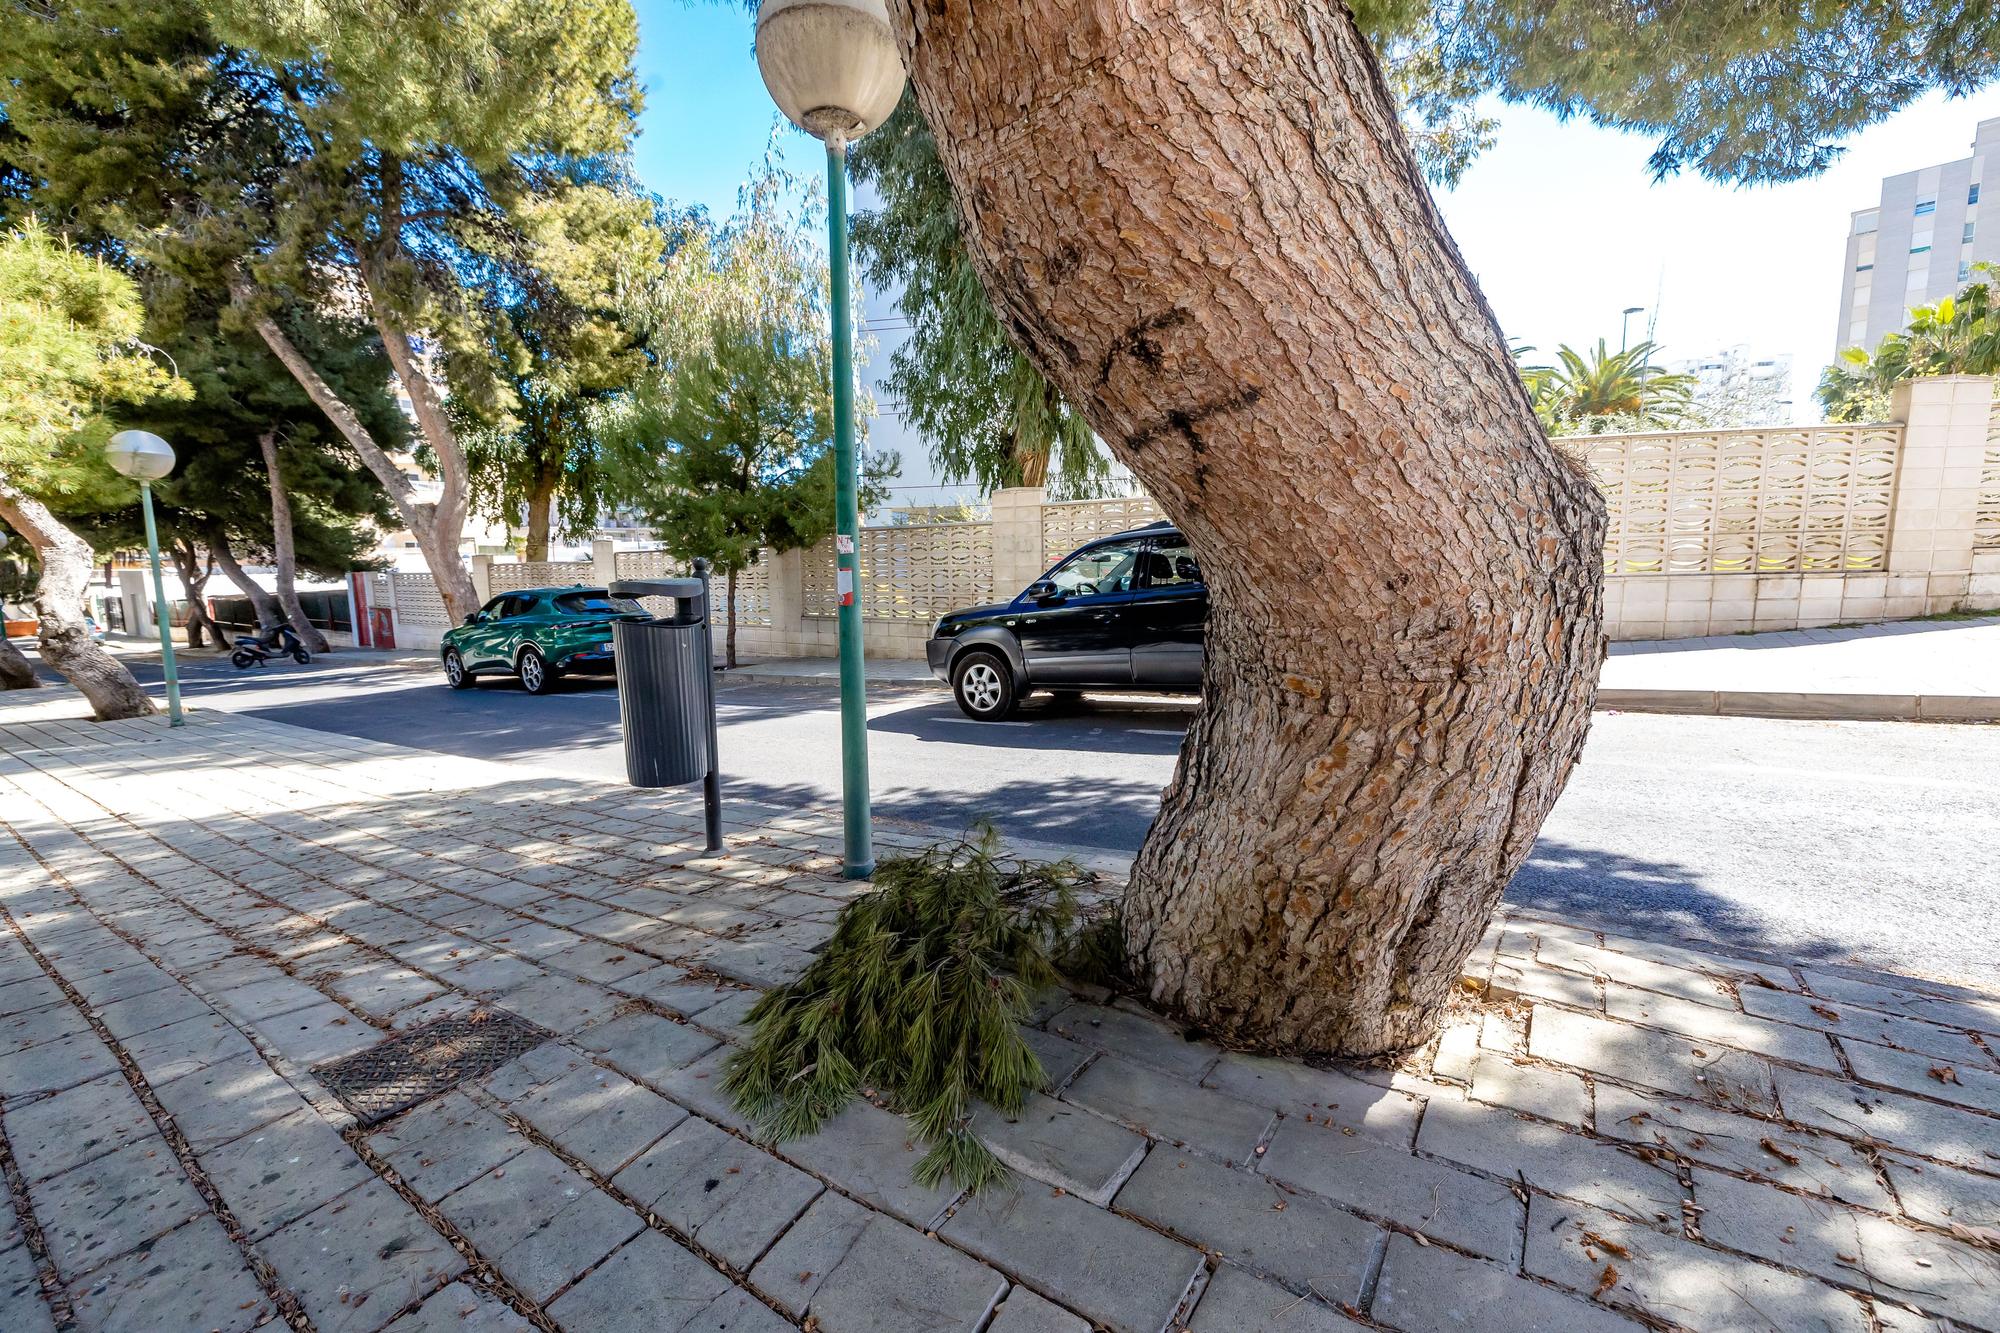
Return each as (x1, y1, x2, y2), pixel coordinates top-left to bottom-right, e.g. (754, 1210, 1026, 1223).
(206, 525, 284, 633)
(725, 567, 739, 669)
(892, 1, 1606, 1055)
(167, 538, 225, 650)
(0, 481, 154, 719)
(0, 634, 39, 689)
(256, 430, 331, 654)
(524, 467, 559, 562)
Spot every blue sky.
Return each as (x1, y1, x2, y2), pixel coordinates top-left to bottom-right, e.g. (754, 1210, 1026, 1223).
(634, 2, 2000, 496)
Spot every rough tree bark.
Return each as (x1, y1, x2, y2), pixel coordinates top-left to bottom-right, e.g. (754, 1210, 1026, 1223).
(0, 482, 155, 719)
(0, 634, 38, 689)
(890, 1, 1606, 1055)
(524, 463, 560, 563)
(205, 525, 283, 633)
(166, 537, 225, 649)
(229, 273, 481, 623)
(255, 429, 331, 654)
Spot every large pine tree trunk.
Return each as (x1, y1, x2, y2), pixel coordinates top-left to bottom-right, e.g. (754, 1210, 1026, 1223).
(891, 1, 1605, 1055)
(205, 525, 283, 633)
(256, 430, 332, 654)
(0, 483, 154, 719)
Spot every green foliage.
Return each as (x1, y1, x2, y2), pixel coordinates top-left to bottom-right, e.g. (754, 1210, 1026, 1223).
(1818, 264, 2000, 423)
(612, 167, 893, 596)
(850, 95, 1106, 499)
(0, 222, 183, 501)
(460, 180, 670, 554)
(1518, 339, 1697, 435)
(723, 827, 1088, 1192)
(1435, 2, 2000, 184)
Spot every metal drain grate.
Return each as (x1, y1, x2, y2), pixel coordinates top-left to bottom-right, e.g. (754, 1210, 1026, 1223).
(313, 1010, 552, 1125)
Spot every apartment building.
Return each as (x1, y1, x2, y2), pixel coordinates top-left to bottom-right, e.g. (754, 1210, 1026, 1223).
(1835, 116, 1997, 353)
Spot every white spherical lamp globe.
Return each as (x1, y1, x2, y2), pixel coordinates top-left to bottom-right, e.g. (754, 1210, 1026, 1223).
(105, 430, 176, 481)
(755, 0, 907, 144)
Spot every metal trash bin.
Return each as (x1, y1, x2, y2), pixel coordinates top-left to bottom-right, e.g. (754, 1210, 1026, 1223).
(609, 563, 723, 850)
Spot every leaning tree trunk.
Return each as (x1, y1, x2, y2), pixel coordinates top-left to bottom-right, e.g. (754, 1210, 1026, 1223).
(0, 635, 38, 690)
(891, 0, 1606, 1055)
(0, 482, 154, 719)
(206, 525, 283, 634)
(231, 270, 481, 623)
(256, 430, 331, 654)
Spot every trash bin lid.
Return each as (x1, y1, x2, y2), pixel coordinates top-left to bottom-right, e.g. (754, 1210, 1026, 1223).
(608, 578, 704, 600)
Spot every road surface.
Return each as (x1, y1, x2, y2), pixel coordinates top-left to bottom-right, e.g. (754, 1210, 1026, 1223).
(91, 650, 2000, 990)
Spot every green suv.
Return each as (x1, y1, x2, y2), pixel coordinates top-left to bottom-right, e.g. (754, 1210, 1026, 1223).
(440, 586, 646, 695)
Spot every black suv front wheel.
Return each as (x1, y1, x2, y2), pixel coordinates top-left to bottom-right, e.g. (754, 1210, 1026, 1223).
(951, 650, 1017, 721)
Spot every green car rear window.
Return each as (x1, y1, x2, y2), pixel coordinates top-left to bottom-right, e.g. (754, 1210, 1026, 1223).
(555, 591, 645, 615)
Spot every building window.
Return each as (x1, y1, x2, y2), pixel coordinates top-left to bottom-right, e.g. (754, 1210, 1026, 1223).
(1855, 263, 1872, 272)
(1910, 244, 1931, 254)
(1966, 222, 1977, 243)
(1972, 184, 1982, 205)
(1961, 261, 1974, 282)
(1915, 197, 1937, 215)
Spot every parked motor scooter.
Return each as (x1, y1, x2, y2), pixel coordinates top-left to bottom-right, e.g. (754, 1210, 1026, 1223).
(230, 622, 311, 669)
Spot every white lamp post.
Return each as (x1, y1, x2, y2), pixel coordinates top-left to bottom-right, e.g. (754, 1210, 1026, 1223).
(105, 430, 184, 726)
(756, 0, 906, 880)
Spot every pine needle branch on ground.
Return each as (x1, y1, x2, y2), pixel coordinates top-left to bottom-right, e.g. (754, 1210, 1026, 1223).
(722, 825, 1100, 1192)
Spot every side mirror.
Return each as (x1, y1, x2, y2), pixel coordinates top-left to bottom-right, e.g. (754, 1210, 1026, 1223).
(462, 612, 481, 626)
(1027, 580, 1063, 605)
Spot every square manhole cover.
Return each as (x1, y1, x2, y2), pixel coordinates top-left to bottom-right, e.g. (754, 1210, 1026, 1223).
(313, 1010, 552, 1125)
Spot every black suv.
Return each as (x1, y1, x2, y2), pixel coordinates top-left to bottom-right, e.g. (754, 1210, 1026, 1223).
(926, 520, 1205, 720)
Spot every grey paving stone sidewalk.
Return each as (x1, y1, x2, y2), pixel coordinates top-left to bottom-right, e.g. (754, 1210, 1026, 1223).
(1, 703, 1997, 1332)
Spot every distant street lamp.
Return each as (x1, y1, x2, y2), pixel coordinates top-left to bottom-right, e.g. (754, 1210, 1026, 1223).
(756, 0, 906, 880)
(1620, 306, 1645, 354)
(105, 430, 184, 727)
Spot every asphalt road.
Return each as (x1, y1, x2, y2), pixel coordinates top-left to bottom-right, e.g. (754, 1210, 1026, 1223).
(100, 650, 2000, 990)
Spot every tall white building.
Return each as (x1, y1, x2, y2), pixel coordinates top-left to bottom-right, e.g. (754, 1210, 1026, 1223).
(1835, 116, 1998, 353)
(1668, 346, 1795, 427)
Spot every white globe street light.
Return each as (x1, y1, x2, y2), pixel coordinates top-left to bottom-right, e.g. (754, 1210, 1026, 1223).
(755, 0, 907, 880)
(105, 430, 185, 726)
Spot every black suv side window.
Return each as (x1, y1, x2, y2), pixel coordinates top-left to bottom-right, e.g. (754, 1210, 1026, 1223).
(1046, 538, 1145, 598)
(500, 594, 538, 618)
(1142, 538, 1203, 589)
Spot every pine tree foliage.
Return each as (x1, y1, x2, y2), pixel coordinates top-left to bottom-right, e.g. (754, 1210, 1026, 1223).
(723, 827, 1088, 1193)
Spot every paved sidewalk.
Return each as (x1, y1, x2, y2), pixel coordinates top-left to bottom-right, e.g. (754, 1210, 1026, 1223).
(1, 701, 1997, 1332)
(728, 613, 2000, 721)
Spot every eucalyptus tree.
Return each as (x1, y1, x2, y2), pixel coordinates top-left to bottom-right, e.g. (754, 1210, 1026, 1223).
(879, 0, 2000, 1054)
(612, 178, 894, 666)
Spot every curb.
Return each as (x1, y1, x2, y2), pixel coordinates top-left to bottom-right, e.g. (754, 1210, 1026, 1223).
(1596, 688, 1999, 722)
(726, 668, 1998, 724)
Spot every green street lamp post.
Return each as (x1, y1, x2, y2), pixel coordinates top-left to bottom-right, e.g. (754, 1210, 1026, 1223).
(755, 0, 906, 880)
(105, 430, 184, 727)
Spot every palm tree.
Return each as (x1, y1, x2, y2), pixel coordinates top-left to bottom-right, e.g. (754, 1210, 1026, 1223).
(1521, 339, 1696, 434)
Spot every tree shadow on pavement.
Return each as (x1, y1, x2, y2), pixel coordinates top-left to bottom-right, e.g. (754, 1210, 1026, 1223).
(722, 772, 1166, 856)
(1508, 837, 1851, 966)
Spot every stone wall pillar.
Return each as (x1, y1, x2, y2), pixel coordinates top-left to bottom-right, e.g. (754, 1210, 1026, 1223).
(1888, 375, 1997, 612)
(590, 539, 617, 590)
(469, 554, 492, 603)
(990, 486, 1049, 598)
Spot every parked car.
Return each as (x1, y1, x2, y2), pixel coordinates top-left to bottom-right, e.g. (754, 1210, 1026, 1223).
(440, 586, 646, 695)
(926, 520, 1206, 720)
